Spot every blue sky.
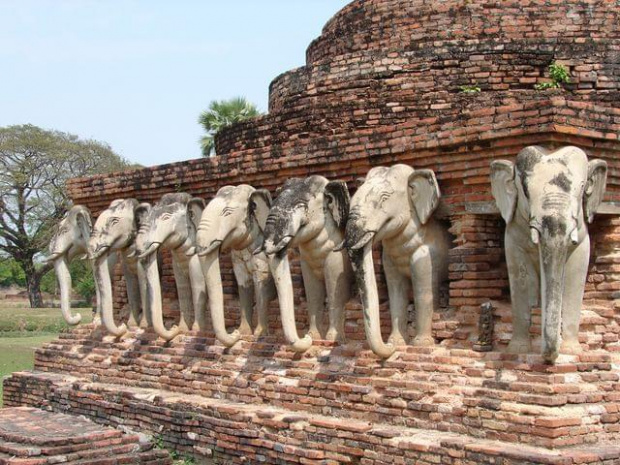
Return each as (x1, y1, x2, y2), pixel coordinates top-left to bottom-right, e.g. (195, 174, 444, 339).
(0, 1, 350, 166)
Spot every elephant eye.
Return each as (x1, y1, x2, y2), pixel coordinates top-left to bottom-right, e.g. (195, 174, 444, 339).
(379, 193, 391, 206)
(109, 217, 120, 226)
(161, 213, 172, 221)
(295, 202, 308, 210)
(222, 207, 235, 217)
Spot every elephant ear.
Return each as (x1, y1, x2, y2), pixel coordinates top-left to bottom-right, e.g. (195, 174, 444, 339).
(187, 198, 205, 232)
(490, 160, 517, 224)
(134, 203, 151, 232)
(408, 170, 440, 225)
(584, 159, 608, 224)
(249, 189, 272, 231)
(74, 207, 92, 242)
(324, 181, 350, 231)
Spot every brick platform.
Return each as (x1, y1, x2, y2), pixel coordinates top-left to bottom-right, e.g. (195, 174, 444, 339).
(5, 371, 620, 465)
(4, 318, 620, 463)
(0, 407, 171, 464)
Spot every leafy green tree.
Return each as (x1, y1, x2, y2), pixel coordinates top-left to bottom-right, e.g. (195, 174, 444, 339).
(0, 258, 26, 288)
(0, 124, 133, 308)
(198, 97, 261, 156)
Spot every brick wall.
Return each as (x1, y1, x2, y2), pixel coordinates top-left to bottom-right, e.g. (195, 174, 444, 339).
(66, 0, 620, 349)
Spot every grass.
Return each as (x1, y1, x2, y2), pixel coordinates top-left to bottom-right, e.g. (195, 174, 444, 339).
(0, 303, 93, 405)
(0, 306, 93, 335)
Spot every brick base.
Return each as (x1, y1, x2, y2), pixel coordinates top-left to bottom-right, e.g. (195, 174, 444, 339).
(4, 371, 620, 465)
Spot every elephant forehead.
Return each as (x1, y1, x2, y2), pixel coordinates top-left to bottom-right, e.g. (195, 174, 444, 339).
(353, 179, 396, 204)
(527, 160, 582, 194)
(207, 195, 245, 212)
(275, 182, 316, 207)
(151, 202, 184, 217)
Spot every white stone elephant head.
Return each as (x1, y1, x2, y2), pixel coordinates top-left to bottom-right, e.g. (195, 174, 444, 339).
(194, 184, 274, 347)
(45, 205, 92, 325)
(88, 198, 145, 337)
(134, 193, 206, 341)
(343, 164, 450, 358)
(261, 176, 352, 351)
(491, 146, 607, 363)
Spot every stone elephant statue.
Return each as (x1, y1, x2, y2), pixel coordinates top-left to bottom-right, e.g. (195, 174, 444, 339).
(134, 193, 207, 341)
(88, 198, 147, 337)
(490, 146, 607, 363)
(45, 205, 95, 325)
(261, 176, 352, 352)
(193, 185, 276, 347)
(342, 165, 450, 359)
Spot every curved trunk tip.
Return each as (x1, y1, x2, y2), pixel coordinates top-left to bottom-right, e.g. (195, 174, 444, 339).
(290, 334, 313, 352)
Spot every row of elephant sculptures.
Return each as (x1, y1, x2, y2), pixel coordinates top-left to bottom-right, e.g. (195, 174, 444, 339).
(47, 145, 608, 363)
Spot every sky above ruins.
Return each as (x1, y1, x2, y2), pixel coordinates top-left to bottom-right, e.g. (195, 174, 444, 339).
(0, 0, 350, 167)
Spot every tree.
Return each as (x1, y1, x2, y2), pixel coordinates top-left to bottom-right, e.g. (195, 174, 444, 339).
(0, 124, 133, 308)
(198, 97, 262, 156)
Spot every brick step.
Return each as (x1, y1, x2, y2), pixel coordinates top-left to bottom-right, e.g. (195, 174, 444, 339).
(0, 407, 171, 465)
(5, 371, 620, 465)
(0, 434, 138, 457)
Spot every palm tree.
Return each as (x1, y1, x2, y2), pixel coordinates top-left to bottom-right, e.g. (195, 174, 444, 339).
(198, 97, 262, 157)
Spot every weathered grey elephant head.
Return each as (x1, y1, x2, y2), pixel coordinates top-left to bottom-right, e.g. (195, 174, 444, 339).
(45, 205, 92, 325)
(136, 193, 205, 259)
(262, 176, 349, 255)
(344, 164, 440, 251)
(133, 193, 205, 341)
(47, 205, 92, 264)
(343, 164, 441, 358)
(196, 185, 271, 257)
(491, 146, 607, 362)
(88, 199, 140, 261)
(88, 198, 141, 337)
(195, 184, 271, 347)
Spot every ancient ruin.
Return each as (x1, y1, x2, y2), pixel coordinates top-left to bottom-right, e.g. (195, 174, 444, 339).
(5, 0, 620, 463)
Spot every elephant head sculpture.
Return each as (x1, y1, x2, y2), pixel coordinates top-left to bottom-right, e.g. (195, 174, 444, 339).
(261, 176, 352, 351)
(194, 184, 275, 347)
(135, 193, 206, 341)
(88, 198, 146, 337)
(45, 205, 92, 325)
(343, 164, 450, 359)
(491, 146, 607, 363)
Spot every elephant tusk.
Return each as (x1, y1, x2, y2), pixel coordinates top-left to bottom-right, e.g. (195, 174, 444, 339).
(252, 245, 264, 256)
(88, 244, 110, 260)
(185, 246, 197, 257)
(349, 231, 376, 251)
(530, 228, 540, 245)
(570, 228, 579, 245)
(42, 253, 61, 264)
(197, 240, 222, 257)
(333, 240, 345, 252)
(264, 236, 292, 256)
(138, 242, 161, 260)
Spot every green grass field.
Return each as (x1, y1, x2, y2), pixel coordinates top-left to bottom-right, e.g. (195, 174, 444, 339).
(0, 304, 92, 404)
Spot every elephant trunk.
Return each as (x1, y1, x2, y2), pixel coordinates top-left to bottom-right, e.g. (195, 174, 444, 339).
(94, 256, 127, 337)
(350, 242, 395, 359)
(143, 253, 180, 341)
(55, 257, 82, 325)
(201, 250, 240, 347)
(540, 240, 568, 364)
(268, 253, 312, 352)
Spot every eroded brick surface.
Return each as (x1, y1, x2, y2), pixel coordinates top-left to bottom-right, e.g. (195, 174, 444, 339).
(0, 407, 171, 464)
